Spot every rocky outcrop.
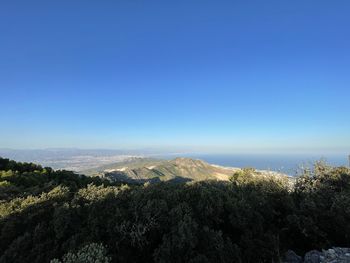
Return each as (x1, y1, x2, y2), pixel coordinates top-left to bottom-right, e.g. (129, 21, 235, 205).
(284, 250, 302, 263)
(284, 248, 350, 263)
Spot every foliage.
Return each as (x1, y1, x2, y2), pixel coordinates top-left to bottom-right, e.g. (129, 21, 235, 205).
(50, 243, 111, 263)
(0, 157, 349, 262)
(0, 157, 115, 200)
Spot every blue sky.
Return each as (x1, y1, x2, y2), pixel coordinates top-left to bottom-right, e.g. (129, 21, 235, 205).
(1, 0, 350, 153)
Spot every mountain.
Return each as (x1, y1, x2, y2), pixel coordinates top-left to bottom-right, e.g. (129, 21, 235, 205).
(84, 157, 288, 184)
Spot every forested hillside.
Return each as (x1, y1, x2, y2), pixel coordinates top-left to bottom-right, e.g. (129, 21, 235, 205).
(1, 157, 350, 263)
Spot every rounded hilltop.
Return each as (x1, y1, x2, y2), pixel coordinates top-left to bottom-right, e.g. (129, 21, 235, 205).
(94, 157, 290, 184)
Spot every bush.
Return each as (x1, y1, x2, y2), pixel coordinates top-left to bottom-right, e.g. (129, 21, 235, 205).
(51, 243, 111, 263)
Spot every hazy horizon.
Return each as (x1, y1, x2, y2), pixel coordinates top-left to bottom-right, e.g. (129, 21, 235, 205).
(1, 147, 348, 175)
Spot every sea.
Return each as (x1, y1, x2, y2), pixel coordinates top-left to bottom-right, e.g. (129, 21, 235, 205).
(161, 153, 349, 176)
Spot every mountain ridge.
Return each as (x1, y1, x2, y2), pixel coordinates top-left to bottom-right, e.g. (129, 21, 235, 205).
(83, 157, 289, 184)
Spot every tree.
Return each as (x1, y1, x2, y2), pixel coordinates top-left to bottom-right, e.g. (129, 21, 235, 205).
(50, 243, 111, 263)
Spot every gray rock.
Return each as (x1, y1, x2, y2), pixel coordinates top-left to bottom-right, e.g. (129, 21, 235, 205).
(304, 250, 322, 263)
(284, 247, 350, 263)
(322, 248, 350, 262)
(284, 250, 302, 263)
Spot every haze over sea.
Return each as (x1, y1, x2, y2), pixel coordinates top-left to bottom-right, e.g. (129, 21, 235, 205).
(1, 148, 348, 176)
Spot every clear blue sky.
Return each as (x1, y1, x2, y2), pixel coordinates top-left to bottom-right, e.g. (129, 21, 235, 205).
(1, 0, 349, 153)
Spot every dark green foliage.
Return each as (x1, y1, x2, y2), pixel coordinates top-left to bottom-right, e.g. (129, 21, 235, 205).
(0, 158, 350, 262)
(0, 157, 115, 200)
(51, 243, 111, 263)
(0, 157, 44, 173)
(287, 162, 350, 253)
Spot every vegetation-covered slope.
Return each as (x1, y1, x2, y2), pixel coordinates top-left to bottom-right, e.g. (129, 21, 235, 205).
(1, 157, 350, 263)
(102, 157, 238, 183)
(85, 157, 287, 183)
(0, 157, 116, 201)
